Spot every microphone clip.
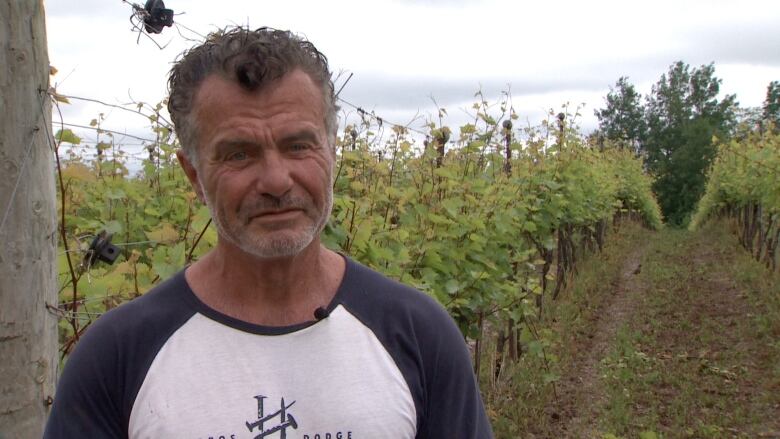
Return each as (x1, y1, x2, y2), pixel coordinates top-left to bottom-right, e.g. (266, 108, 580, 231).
(313, 306, 329, 321)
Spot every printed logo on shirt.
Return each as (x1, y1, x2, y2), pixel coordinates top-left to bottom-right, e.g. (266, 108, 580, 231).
(245, 395, 298, 438)
(199, 393, 353, 439)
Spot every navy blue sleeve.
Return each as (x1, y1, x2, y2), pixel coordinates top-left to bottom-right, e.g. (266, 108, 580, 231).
(44, 273, 196, 438)
(413, 297, 493, 439)
(340, 259, 494, 439)
(44, 309, 126, 438)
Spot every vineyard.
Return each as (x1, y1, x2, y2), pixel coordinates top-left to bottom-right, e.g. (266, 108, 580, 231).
(44, 81, 780, 437)
(47, 89, 676, 432)
(691, 126, 780, 271)
(4, 3, 780, 437)
(53, 100, 659, 340)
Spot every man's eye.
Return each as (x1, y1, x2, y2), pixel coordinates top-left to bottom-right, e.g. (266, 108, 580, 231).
(226, 151, 248, 161)
(290, 143, 310, 152)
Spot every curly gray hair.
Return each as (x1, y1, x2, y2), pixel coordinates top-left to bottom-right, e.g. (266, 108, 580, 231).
(167, 26, 338, 164)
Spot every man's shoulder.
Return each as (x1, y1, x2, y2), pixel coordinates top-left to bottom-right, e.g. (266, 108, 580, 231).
(73, 270, 195, 355)
(338, 257, 464, 356)
(340, 258, 450, 325)
(45, 271, 199, 438)
(338, 258, 493, 439)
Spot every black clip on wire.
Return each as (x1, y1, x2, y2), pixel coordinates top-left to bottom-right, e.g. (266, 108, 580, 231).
(143, 0, 174, 34)
(84, 230, 120, 268)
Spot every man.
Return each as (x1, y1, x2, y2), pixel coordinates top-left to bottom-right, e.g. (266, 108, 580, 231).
(45, 27, 493, 438)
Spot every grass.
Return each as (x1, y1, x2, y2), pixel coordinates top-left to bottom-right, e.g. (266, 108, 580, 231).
(596, 221, 780, 438)
(481, 222, 654, 438)
(481, 219, 780, 438)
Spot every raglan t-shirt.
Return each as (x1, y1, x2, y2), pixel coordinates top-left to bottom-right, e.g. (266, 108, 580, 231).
(44, 257, 493, 438)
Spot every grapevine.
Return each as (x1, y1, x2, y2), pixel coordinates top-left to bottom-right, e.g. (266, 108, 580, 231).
(691, 126, 780, 271)
(52, 93, 662, 387)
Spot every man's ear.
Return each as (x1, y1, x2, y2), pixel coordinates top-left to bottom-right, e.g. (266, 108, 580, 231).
(176, 150, 205, 204)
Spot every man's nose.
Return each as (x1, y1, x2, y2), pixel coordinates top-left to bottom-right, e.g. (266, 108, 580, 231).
(254, 150, 293, 197)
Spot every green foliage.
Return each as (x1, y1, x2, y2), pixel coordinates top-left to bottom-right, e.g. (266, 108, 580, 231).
(324, 109, 661, 340)
(55, 128, 82, 145)
(690, 128, 780, 271)
(595, 61, 739, 225)
(643, 61, 737, 225)
(652, 117, 720, 225)
(763, 80, 780, 129)
(53, 113, 211, 353)
(53, 97, 661, 400)
(594, 76, 645, 151)
(691, 130, 780, 228)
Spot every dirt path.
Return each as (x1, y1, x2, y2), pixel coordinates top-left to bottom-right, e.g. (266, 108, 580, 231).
(554, 243, 648, 437)
(550, 225, 780, 438)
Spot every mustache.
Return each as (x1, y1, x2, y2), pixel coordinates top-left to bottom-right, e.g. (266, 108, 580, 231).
(238, 194, 312, 217)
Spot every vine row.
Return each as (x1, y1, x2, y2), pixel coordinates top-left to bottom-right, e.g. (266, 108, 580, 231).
(691, 126, 780, 271)
(52, 95, 662, 391)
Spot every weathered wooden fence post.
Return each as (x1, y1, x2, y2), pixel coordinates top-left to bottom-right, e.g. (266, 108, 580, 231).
(0, 0, 58, 435)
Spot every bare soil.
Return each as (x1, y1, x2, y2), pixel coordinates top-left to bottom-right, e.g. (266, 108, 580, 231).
(552, 245, 647, 437)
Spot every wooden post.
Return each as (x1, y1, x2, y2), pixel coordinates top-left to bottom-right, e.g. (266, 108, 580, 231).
(502, 119, 512, 176)
(434, 127, 449, 168)
(556, 112, 565, 150)
(0, 0, 58, 436)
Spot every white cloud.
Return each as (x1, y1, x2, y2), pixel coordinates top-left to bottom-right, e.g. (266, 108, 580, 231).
(45, 0, 780, 147)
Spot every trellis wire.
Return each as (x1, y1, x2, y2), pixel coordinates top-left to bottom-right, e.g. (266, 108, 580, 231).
(0, 92, 46, 236)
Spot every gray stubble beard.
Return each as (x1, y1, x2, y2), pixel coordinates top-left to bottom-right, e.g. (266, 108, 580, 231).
(201, 180, 333, 260)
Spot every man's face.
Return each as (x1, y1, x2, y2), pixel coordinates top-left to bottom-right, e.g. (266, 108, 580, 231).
(181, 69, 335, 259)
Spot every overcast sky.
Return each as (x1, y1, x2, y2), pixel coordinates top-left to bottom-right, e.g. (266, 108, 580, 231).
(46, 0, 780, 157)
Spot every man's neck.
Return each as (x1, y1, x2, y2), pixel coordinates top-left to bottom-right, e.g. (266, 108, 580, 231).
(184, 239, 345, 326)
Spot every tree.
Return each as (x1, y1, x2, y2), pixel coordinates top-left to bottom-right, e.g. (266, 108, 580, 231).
(0, 0, 58, 436)
(653, 118, 720, 222)
(594, 76, 645, 152)
(642, 61, 737, 225)
(763, 80, 780, 130)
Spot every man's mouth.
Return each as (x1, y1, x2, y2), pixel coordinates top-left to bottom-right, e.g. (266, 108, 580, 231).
(247, 208, 302, 222)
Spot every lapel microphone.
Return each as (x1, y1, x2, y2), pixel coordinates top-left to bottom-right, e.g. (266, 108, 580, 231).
(313, 306, 329, 320)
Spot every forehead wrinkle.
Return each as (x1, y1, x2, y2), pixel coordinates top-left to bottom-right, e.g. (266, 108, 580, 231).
(193, 71, 328, 154)
(195, 71, 323, 121)
(277, 127, 322, 144)
(209, 125, 267, 152)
